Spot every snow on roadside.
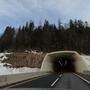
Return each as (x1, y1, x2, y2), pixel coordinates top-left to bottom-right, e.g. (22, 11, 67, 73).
(0, 53, 40, 75)
(0, 63, 40, 75)
(81, 55, 90, 65)
(0, 52, 11, 61)
(12, 67, 40, 74)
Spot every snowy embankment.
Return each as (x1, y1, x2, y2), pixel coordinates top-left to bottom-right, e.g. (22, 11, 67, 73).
(81, 55, 90, 66)
(0, 52, 40, 75)
(0, 52, 90, 75)
(81, 55, 90, 74)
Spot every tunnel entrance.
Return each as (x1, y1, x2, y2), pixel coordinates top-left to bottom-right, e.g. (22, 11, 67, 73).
(41, 51, 89, 73)
(53, 54, 76, 73)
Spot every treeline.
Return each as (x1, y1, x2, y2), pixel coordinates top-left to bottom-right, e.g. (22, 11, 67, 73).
(0, 19, 90, 54)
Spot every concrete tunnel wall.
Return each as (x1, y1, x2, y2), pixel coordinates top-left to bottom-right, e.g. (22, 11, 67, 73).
(41, 51, 89, 73)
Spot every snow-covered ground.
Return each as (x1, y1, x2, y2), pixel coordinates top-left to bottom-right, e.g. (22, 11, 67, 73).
(81, 55, 90, 66)
(0, 53, 40, 75)
(0, 52, 90, 75)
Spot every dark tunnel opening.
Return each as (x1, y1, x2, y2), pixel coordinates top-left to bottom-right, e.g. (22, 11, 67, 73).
(53, 55, 76, 74)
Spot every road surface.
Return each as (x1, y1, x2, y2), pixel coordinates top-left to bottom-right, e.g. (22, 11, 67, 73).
(4, 73, 90, 89)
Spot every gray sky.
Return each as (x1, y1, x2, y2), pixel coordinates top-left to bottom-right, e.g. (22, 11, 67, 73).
(0, 0, 90, 34)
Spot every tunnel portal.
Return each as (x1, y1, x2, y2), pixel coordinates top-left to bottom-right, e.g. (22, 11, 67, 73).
(53, 55, 76, 73)
(41, 51, 89, 74)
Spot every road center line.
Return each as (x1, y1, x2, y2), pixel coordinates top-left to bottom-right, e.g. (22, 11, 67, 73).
(74, 73, 90, 84)
(51, 74, 62, 87)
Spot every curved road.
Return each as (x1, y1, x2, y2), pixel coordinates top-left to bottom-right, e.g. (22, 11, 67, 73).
(4, 73, 90, 90)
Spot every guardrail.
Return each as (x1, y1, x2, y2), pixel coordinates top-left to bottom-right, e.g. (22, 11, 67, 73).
(0, 72, 49, 87)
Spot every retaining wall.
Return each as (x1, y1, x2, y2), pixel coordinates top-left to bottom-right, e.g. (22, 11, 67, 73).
(0, 72, 49, 87)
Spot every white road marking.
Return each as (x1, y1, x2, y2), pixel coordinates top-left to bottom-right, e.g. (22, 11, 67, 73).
(74, 73, 90, 84)
(59, 74, 62, 77)
(51, 74, 62, 87)
(51, 78, 59, 87)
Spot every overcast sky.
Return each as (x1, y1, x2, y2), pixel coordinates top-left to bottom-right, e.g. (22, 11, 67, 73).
(0, 0, 90, 34)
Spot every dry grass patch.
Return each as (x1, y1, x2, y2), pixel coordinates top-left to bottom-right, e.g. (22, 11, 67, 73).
(2, 52, 46, 68)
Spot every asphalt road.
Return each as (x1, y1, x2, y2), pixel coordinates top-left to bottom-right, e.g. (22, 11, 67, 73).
(5, 73, 90, 90)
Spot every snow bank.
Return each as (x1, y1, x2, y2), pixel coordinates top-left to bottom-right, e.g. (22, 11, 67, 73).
(0, 53, 40, 75)
(81, 55, 90, 65)
(12, 67, 40, 74)
(0, 53, 11, 61)
(0, 64, 40, 75)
